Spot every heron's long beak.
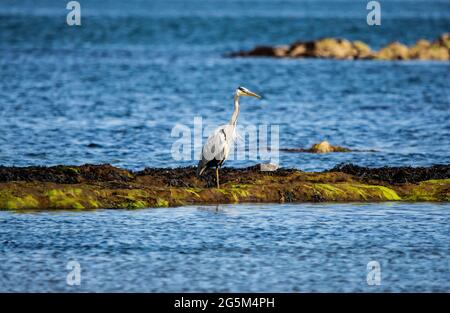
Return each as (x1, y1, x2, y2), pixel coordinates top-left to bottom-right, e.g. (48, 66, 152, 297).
(246, 90, 262, 99)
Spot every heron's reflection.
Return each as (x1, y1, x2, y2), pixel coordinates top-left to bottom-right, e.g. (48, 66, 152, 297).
(197, 204, 221, 213)
(196, 205, 241, 217)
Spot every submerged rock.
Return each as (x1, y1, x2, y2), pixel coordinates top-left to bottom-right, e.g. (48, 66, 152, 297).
(0, 163, 448, 210)
(229, 34, 450, 61)
(280, 141, 352, 153)
(309, 141, 351, 153)
(231, 46, 278, 57)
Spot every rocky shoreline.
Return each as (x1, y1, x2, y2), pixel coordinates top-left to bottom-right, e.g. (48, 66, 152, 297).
(0, 163, 448, 210)
(229, 33, 450, 61)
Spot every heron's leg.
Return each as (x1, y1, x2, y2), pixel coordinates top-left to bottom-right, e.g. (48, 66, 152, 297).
(216, 166, 220, 189)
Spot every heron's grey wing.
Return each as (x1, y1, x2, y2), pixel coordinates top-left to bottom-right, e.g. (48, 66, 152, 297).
(197, 126, 228, 175)
(202, 126, 228, 161)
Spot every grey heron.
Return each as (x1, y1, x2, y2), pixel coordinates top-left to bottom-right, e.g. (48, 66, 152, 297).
(197, 86, 262, 188)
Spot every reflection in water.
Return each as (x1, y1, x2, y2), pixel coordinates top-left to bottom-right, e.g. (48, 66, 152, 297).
(197, 205, 241, 216)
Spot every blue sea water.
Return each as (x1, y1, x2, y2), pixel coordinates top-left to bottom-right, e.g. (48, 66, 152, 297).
(0, 203, 449, 292)
(0, 0, 449, 170)
(0, 0, 449, 292)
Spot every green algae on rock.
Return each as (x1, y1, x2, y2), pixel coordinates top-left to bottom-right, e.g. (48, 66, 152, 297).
(0, 164, 448, 210)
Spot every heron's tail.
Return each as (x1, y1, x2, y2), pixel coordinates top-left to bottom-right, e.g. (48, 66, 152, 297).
(196, 159, 207, 177)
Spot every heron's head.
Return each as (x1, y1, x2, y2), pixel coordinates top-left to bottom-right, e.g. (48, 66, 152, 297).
(236, 86, 262, 99)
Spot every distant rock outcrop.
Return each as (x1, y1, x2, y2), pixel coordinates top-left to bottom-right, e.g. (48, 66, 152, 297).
(229, 33, 450, 61)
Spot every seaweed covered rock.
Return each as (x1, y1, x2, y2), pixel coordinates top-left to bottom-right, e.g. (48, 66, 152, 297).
(230, 45, 289, 57)
(0, 164, 134, 184)
(231, 46, 273, 57)
(329, 163, 450, 184)
(0, 164, 448, 210)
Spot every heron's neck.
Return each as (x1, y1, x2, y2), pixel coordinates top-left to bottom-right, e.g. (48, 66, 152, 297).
(229, 94, 240, 126)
